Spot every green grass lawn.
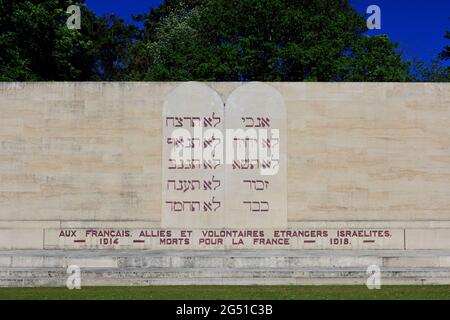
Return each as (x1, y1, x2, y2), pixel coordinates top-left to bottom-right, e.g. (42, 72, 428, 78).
(0, 286, 449, 300)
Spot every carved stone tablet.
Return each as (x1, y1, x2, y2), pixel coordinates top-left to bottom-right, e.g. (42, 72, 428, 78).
(224, 82, 287, 228)
(162, 82, 225, 228)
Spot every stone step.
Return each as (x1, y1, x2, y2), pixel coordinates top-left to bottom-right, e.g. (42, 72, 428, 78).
(2, 278, 450, 286)
(1, 250, 450, 268)
(1, 250, 450, 286)
(1, 267, 450, 286)
(1, 272, 450, 286)
(2, 266, 450, 276)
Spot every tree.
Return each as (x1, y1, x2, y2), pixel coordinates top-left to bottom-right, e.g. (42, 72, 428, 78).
(440, 25, 450, 61)
(0, 0, 413, 82)
(127, 6, 204, 80)
(337, 35, 411, 81)
(128, 0, 411, 81)
(412, 19, 450, 82)
(439, 20, 450, 77)
(0, 0, 91, 80)
(411, 57, 449, 82)
(0, 0, 137, 81)
(81, 11, 138, 80)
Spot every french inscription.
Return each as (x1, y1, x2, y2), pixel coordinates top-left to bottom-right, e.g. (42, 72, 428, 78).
(51, 228, 404, 249)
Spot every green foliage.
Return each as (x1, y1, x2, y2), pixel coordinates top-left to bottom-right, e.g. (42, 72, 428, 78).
(127, 6, 204, 80)
(438, 21, 450, 78)
(0, 0, 89, 80)
(440, 29, 450, 61)
(0, 0, 137, 81)
(128, 0, 411, 81)
(411, 57, 449, 82)
(337, 35, 411, 81)
(81, 11, 138, 80)
(0, 0, 432, 82)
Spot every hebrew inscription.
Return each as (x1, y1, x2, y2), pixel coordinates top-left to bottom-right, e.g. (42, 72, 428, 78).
(162, 82, 287, 228)
(162, 82, 225, 228)
(225, 83, 287, 228)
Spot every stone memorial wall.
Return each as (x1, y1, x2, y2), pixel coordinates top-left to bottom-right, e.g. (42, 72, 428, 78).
(0, 82, 449, 250)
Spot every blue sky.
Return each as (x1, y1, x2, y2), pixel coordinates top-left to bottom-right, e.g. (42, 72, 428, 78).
(86, 0, 450, 64)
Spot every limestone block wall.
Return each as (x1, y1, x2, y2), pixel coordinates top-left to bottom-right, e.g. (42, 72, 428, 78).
(0, 82, 449, 250)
